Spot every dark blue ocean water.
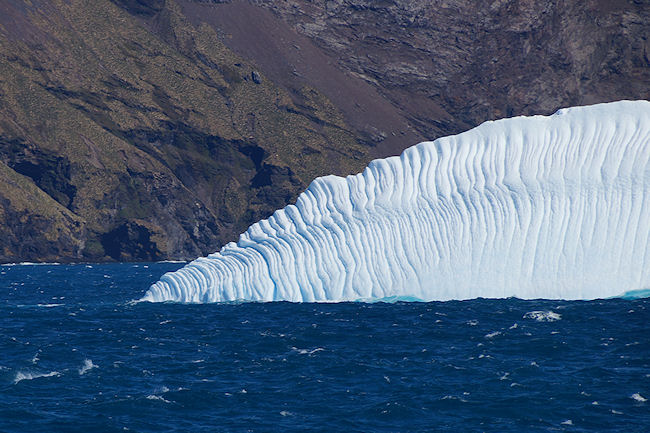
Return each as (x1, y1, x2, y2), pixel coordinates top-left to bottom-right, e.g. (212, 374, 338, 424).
(0, 263, 648, 432)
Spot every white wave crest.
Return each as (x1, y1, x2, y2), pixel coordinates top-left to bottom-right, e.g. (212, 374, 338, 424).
(14, 370, 60, 384)
(523, 311, 562, 322)
(79, 359, 98, 375)
(146, 395, 171, 403)
(143, 101, 650, 303)
(631, 393, 647, 402)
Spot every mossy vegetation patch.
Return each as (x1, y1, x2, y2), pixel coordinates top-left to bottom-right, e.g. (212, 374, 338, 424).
(0, 0, 369, 262)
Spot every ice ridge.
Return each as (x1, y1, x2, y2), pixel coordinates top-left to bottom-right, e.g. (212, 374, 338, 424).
(143, 101, 650, 303)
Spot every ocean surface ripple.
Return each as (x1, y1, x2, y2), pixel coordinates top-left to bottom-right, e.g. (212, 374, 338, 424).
(1, 263, 649, 432)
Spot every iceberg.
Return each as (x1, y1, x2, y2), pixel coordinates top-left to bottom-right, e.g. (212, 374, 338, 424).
(143, 101, 650, 303)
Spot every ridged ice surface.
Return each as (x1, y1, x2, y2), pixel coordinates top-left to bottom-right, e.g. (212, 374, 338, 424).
(144, 101, 650, 303)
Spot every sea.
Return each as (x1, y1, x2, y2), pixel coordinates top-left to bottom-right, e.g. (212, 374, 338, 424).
(0, 262, 648, 432)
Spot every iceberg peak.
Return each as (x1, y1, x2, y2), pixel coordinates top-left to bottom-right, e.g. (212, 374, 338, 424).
(143, 100, 650, 303)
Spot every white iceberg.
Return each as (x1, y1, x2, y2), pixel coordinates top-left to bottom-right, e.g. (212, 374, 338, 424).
(143, 100, 650, 303)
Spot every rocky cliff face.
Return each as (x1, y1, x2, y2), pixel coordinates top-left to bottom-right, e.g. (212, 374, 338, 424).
(0, 0, 368, 262)
(249, 0, 649, 139)
(0, 0, 647, 262)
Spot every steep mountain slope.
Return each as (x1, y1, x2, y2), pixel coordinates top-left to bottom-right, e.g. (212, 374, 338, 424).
(0, 0, 368, 261)
(248, 0, 649, 139)
(0, 0, 647, 262)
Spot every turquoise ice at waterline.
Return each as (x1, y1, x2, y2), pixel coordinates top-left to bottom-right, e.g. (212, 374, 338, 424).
(144, 101, 650, 303)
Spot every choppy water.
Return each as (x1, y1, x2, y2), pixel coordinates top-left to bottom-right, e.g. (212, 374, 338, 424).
(1, 263, 648, 432)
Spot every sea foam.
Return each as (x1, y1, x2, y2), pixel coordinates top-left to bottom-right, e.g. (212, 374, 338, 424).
(13, 371, 60, 384)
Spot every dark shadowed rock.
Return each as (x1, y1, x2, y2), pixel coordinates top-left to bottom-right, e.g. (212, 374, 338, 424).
(110, 0, 165, 16)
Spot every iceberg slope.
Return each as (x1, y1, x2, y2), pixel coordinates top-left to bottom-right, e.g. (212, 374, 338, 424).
(143, 101, 650, 302)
